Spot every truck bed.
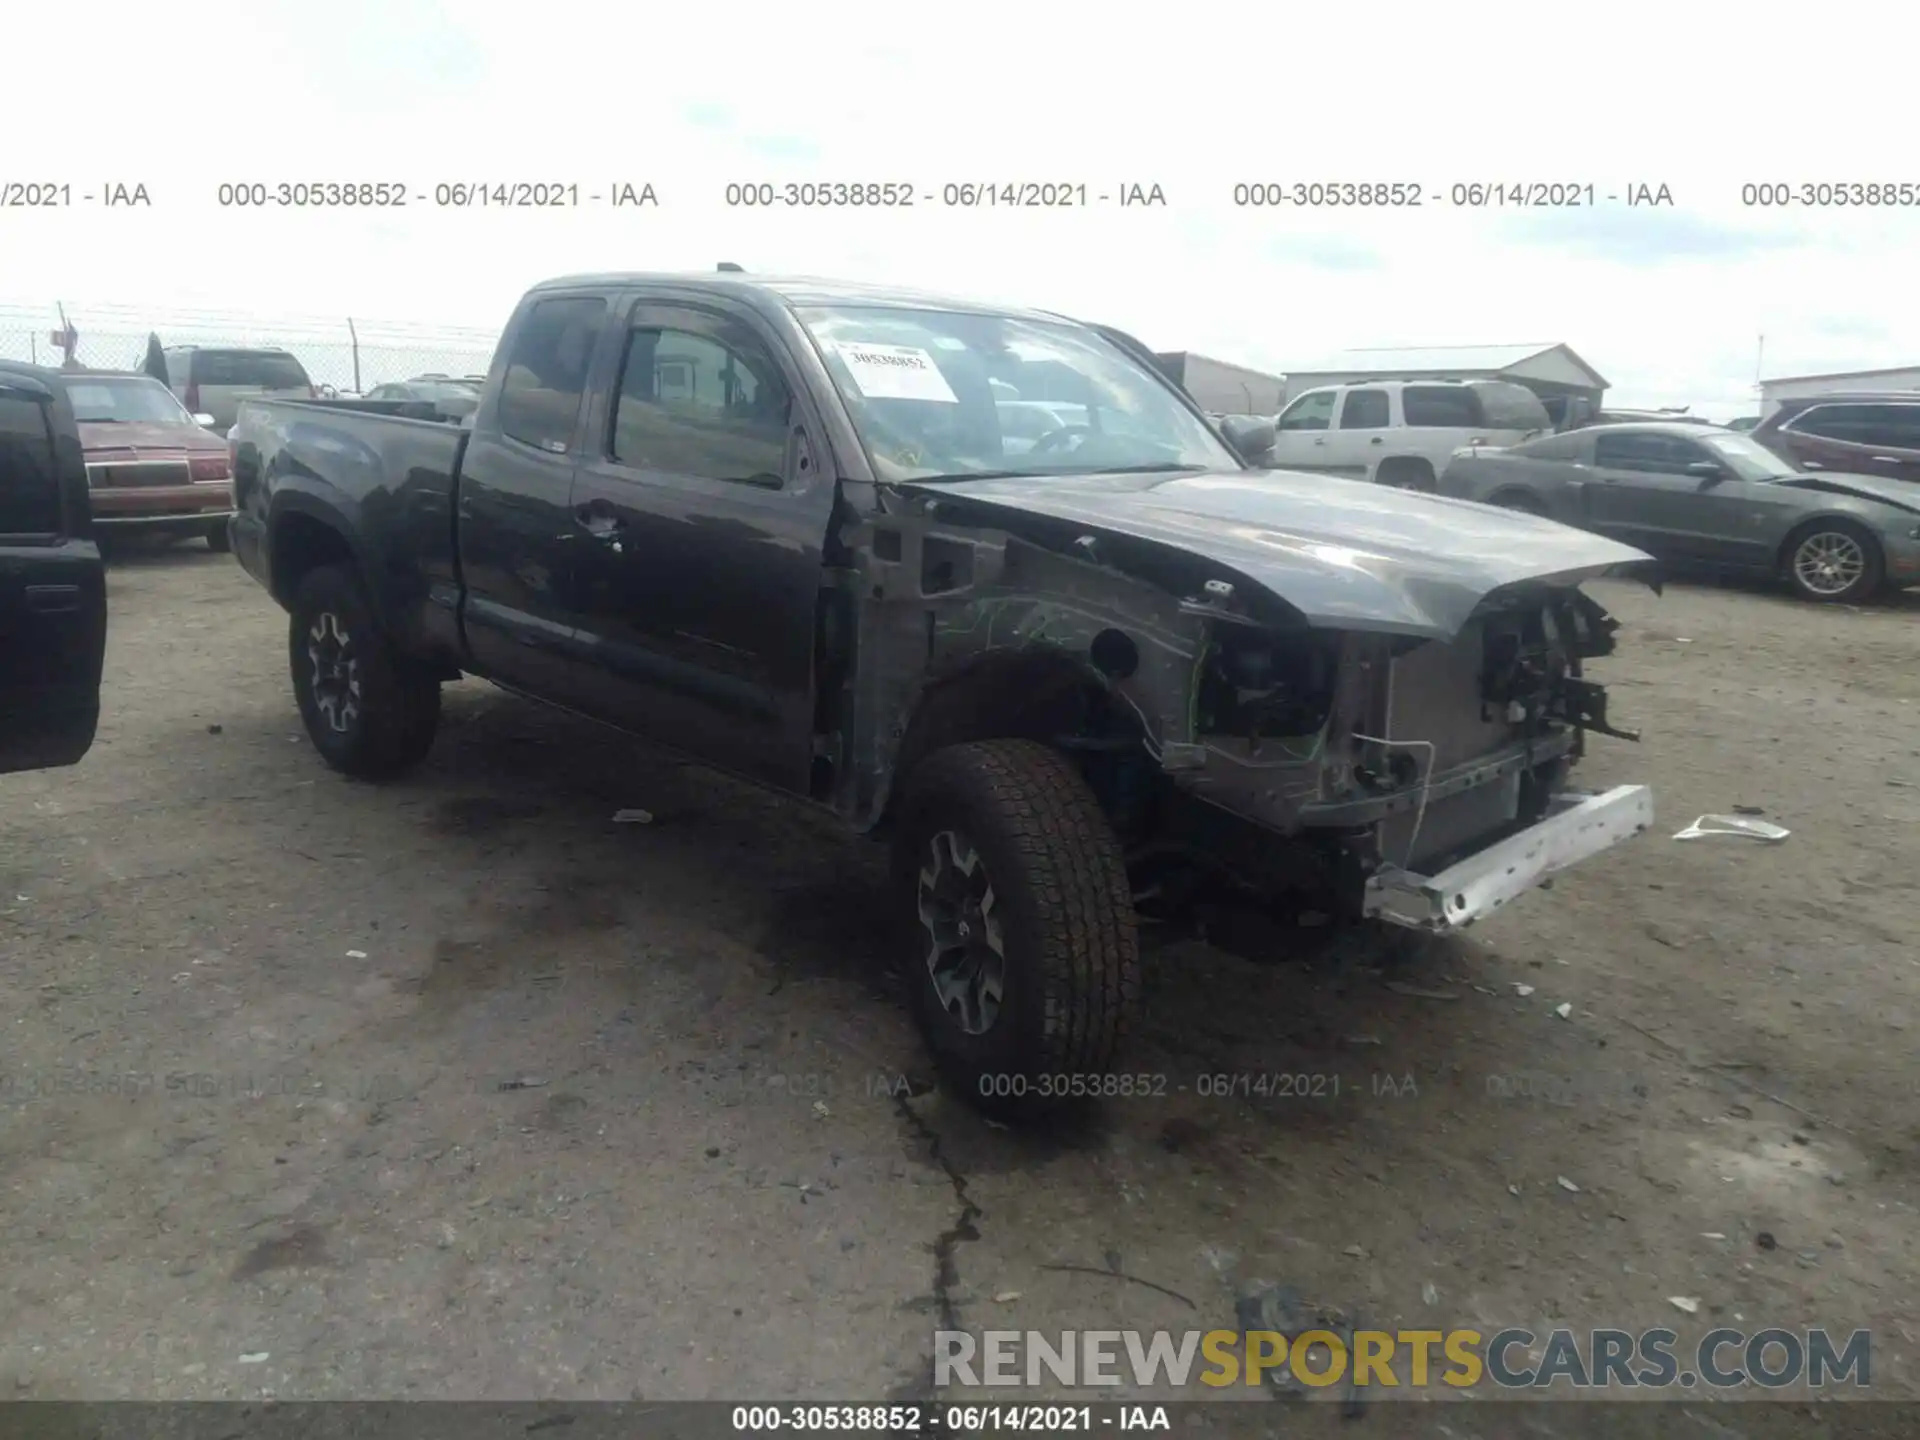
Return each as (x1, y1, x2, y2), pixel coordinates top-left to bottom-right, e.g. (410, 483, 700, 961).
(228, 398, 469, 663)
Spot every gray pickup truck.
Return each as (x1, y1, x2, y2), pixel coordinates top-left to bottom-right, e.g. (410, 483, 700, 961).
(227, 270, 1656, 1114)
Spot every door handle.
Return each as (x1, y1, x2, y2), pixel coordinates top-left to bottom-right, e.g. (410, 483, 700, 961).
(26, 584, 82, 613)
(1369, 436, 1383, 445)
(1312, 438, 1326, 446)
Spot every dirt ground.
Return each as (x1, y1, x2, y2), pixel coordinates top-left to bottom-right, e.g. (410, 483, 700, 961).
(2, 544, 1917, 1425)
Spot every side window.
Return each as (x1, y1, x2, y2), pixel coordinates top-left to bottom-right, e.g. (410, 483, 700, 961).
(611, 323, 793, 484)
(498, 297, 608, 454)
(1792, 402, 1920, 447)
(1595, 433, 1697, 474)
(1786, 405, 1860, 441)
(1593, 433, 1658, 471)
(1402, 386, 1482, 427)
(1277, 391, 1336, 431)
(0, 392, 64, 536)
(165, 352, 188, 387)
(1337, 389, 1389, 429)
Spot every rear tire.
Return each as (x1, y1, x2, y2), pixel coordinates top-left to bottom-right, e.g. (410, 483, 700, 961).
(205, 522, 232, 553)
(1783, 520, 1883, 604)
(288, 565, 441, 779)
(894, 739, 1141, 1120)
(1377, 458, 1437, 492)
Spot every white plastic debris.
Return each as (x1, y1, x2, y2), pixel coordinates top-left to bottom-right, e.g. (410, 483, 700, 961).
(1668, 1297, 1700, 1316)
(1514, 984, 1536, 998)
(345, 950, 368, 959)
(1554, 1002, 1573, 1020)
(1701, 1232, 1727, 1240)
(993, 1290, 1022, 1303)
(238, 1352, 271, 1364)
(1557, 1176, 1581, 1193)
(1673, 815, 1790, 843)
(612, 808, 653, 824)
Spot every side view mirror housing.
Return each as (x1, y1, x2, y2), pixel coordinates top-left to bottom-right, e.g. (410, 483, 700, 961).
(1686, 459, 1726, 483)
(1220, 414, 1276, 466)
(193, 412, 216, 427)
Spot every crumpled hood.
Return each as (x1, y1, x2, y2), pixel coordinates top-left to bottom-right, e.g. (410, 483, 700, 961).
(902, 467, 1652, 639)
(1780, 470, 1920, 515)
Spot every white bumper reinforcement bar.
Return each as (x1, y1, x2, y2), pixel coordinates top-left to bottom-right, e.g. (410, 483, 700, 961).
(1363, 784, 1655, 932)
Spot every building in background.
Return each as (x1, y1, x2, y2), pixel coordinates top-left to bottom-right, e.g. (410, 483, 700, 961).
(1151, 352, 1288, 416)
(1280, 343, 1608, 429)
(1758, 364, 1920, 420)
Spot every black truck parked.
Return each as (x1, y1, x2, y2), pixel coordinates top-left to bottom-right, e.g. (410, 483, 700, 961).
(228, 271, 1656, 1113)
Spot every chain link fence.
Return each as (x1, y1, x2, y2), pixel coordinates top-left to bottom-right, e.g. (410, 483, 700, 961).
(0, 303, 498, 394)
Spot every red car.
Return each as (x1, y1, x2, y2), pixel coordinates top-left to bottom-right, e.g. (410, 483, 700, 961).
(1750, 392, 1920, 486)
(60, 370, 235, 550)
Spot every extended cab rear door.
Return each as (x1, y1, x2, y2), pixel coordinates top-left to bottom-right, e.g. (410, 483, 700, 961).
(564, 292, 837, 794)
(0, 366, 108, 774)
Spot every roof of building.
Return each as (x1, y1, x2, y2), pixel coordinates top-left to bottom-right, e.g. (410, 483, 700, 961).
(1286, 342, 1608, 390)
(1760, 363, 1920, 386)
(1155, 350, 1286, 380)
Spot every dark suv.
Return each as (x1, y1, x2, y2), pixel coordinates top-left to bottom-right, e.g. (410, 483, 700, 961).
(0, 361, 108, 774)
(1751, 393, 1920, 485)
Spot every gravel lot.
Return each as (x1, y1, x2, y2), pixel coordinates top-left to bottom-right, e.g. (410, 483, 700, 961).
(3, 545, 1916, 1423)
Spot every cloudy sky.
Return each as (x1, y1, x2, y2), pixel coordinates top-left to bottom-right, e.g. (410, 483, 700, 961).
(9, 0, 1914, 417)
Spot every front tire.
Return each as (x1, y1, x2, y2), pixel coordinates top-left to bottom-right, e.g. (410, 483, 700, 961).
(1784, 521, 1883, 604)
(1377, 458, 1437, 492)
(1490, 489, 1546, 516)
(289, 565, 441, 779)
(894, 740, 1141, 1119)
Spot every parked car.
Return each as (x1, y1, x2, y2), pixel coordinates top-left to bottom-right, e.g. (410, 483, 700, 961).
(59, 371, 236, 550)
(228, 271, 1654, 1114)
(363, 379, 483, 419)
(1571, 409, 1722, 430)
(1750, 393, 1920, 485)
(162, 346, 315, 433)
(1438, 422, 1920, 604)
(1268, 379, 1551, 490)
(0, 360, 107, 774)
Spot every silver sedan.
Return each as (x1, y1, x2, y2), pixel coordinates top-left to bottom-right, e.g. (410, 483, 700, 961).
(1439, 422, 1920, 604)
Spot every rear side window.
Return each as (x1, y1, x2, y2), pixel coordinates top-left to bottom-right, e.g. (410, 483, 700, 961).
(1788, 402, 1920, 448)
(0, 392, 64, 536)
(499, 297, 609, 454)
(1471, 381, 1550, 431)
(194, 350, 311, 389)
(1337, 389, 1389, 429)
(1401, 386, 1483, 427)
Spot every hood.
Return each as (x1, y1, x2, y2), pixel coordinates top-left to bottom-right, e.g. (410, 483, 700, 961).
(1780, 471, 1920, 516)
(78, 419, 226, 453)
(901, 468, 1652, 640)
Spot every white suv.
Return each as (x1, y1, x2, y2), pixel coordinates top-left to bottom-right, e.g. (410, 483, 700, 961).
(1268, 378, 1551, 490)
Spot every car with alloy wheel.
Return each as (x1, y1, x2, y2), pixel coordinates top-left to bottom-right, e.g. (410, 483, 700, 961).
(226, 269, 1658, 1116)
(1439, 421, 1920, 603)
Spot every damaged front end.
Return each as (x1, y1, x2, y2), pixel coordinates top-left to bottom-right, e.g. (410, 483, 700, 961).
(827, 482, 1653, 935)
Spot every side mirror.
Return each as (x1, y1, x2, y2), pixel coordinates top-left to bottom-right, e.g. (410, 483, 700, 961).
(1220, 414, 1276, 465)
(193, 412, 216, 427)
(1685, 460, 1726, 483)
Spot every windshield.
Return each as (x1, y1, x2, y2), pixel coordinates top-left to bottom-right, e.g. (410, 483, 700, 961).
(1700, 431, 1801, 480)
(64, 376, 195, 424)
(797, 305, 1238, 482)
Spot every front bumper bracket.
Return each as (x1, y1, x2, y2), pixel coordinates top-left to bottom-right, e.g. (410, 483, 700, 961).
(1363, 784, 1654, 931)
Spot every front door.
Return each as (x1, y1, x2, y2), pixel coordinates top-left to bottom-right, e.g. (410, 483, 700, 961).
(454, 293, 611, 697)
(565, 299, 835, 794)
(1588, 431, 1780, 566)
(0, 370, 107, 774)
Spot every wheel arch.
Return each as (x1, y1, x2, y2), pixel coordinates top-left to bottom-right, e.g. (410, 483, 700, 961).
(870, 644, 1148, 838)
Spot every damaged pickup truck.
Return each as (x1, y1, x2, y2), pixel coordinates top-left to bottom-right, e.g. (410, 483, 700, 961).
(227, 272, 1656, 1113)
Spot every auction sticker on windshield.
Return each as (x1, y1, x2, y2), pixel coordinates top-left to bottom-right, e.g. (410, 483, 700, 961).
(835, 342, 959, 403)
